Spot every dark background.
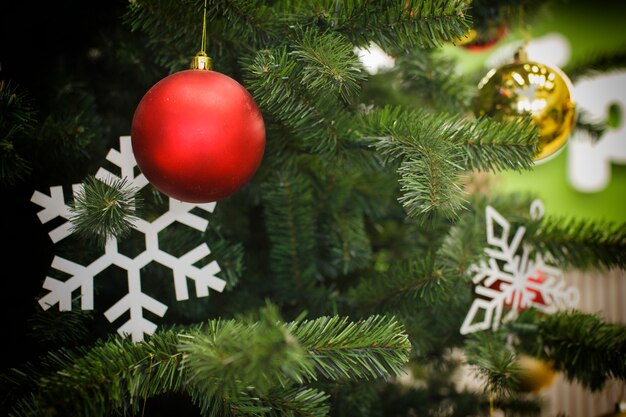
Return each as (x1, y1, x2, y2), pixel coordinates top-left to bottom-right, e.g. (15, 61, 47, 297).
(0, 0, 131, 369)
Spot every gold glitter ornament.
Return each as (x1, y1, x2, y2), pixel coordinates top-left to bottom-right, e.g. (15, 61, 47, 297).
(473, 48, 576, 162)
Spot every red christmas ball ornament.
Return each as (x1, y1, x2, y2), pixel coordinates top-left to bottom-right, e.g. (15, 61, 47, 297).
(457, 25, 508, 52)
(131, 53, 265, 203)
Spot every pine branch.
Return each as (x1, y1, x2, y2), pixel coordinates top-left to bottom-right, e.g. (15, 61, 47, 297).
(69, 175, 141, 247)
(438, 210, 486, 275)
(291, 29, 367, 103)
(320, 206, 373, 277)
(394, 49, 473, 113)
(179, 304, 312, 401)
(464, 332, 520, 398)
(453, 116, 539, 172)
(564, 46, 626, 82)
(124, 0, 277, 72)
(527, 215, 626, 270)
(36, 87, 104, 156)
(202, 228, 245, 290)
(347, 256, 459, 312)
(261, 170, 318, 300)
(398, 149, 467, 219)
(4, 309, 410, 416)
(574, 108, 607, 143)
(3, 330, 185, 417)
(288, 314, 411, 381)
(26, 299, 93, 345)
(243, 47, 346, 155)
(0, 80, 36, 186)
(335, 0, 472, 50)
(527, 311, 626, 391)
(359, 106, 466, 219)
(360, 106, 539, 171)
(359, 106, 538, 218)
(262, 386, 330, 417)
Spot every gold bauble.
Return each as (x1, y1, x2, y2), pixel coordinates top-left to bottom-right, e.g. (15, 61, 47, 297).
(454, 29, 478, 46)
(473, 53, 576, 162)
(516, 354, 557, 393)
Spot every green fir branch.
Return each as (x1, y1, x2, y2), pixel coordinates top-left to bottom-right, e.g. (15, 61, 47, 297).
(124, 0, 277, 71)
(26, 298, 93, 345)
(347, 256, 458, 312)
(4, 330, 185, 417)
(359, 106, 537, 218)
(262, 386, 331, 417)
(261, 170, 318, 299)
(574, 108, 607, 143)
(564, 46, 626, 81)
(4, 309, 410, 416)
(438, 210, 486, 275)
(179, 304, 312, 401)
(288, 314, 411, 381)
(0, 80, 37, 186)
(335, 0, 471, 50)
(453, 115, 539, 172)
(514, 311, 626, 392)
(37, 87, 103, 156)
(394, 49, 473, 113)
(527, 215, 626, 270)
(69, 175, 141, 247)
(243, 48, 344, 155)
(359, 106, 466, 218)
(326, 208, 373, 276)
(360, 106, 538, 172)
(291, 29, 366, 103)
(397, 148, 466, 219)
(464, 332, 520, 398)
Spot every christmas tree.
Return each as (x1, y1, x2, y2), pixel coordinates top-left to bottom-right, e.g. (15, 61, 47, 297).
(1, 1, 625, 416)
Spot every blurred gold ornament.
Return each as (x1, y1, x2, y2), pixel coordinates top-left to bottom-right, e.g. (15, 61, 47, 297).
(473, 48, 576, 162)
(454, 28, 478, 46)
(516, 354, 557, 393)
(597, 402, 626, 417)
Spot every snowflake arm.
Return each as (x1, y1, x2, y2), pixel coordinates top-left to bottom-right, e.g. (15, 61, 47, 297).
(32, 136, 227, 342)
(460, 201, 580, 335)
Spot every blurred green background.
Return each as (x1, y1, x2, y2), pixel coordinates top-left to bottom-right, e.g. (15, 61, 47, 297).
(449, 0, 626, 223)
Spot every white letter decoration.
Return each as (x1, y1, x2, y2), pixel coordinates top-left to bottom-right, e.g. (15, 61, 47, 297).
(460, 200, 579, 335)
(31, 136, 226, 342)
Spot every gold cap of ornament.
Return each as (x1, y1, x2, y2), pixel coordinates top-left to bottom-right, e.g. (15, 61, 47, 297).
(190, 51, 212, 70)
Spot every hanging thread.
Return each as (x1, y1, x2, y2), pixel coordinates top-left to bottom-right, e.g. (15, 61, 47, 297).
(190, 0, 212, 70)
(201, 0, 208, 53)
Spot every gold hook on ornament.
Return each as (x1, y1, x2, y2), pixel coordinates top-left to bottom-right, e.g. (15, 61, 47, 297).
(190, 0, 212, 70)
(514, 45, 529, 63)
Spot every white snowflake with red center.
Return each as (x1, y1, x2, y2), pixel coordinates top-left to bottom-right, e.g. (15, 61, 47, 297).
(460, 200, 580, 335)
(31, 136, 226, 342)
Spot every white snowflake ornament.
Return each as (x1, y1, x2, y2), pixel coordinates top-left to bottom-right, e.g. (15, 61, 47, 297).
(460, 200, 579, 335)
(31, 136, 226, 342)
